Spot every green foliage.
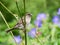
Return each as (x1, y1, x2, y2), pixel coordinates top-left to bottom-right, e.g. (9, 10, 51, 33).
(0, 0, 60, 45)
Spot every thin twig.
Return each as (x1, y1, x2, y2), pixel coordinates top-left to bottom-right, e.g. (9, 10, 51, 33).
(23, 0, 27, 45)
(15, 1, 24, 25)
(0, 1, 18, 20)
(15, 0, 27, 45)
(15, 1, 25, 45)
(0, 11, 18, 45)
(0, 12, 10, 28)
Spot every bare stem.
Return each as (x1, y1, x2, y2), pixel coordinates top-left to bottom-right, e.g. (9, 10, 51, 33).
(0, 1, 18, 20)
(15, 0, 27, 45)
(23, 0, 27, 45)
(0, 11, 18, 45)
(15, 1, 24, 25)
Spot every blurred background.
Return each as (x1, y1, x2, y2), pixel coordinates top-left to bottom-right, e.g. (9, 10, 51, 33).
(0, 0, 60, 45)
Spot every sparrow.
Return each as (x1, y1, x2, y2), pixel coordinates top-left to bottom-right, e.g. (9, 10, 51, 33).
(6, 12, 32, 33)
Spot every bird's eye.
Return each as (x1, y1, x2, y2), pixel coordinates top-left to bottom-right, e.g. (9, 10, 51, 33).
(28, 14, 30, 15)
(27, 14, 32, 16)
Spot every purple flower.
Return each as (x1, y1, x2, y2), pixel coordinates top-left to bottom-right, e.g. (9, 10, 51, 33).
(34, 20, 42, 27)
(52, 15, 60, 26)
(28, 28, 36, 38)
(52, 16, 59, 24)
(14, 35, 22, 44)
(36, 13, 47, 21)
(34, 13, 47, 28)
(57, 8, 60, 15)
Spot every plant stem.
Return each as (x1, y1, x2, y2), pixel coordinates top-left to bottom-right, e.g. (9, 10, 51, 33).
(15, 1, 27, 45)
(0, 11, 18, 45)
(15, 1, 22, 17)
(0, 11, 10, 28)
(15, 1, 24, 25)
(0, 2, 17, 19)
(23, 0, 26, 13)
(23, 0, 27, 45)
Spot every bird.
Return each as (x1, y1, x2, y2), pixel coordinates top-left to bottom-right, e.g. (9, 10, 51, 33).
(6, 12, 32, 33)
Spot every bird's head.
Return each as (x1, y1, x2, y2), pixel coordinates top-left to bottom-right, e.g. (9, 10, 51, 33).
(25, 12, 32, 25)
(26, 12, 32, 17)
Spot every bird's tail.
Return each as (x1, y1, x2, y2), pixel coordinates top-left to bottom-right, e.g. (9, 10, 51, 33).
(6, 28, 23, 33)
(6, 28, 16, 33)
